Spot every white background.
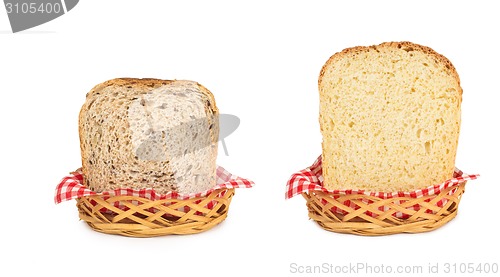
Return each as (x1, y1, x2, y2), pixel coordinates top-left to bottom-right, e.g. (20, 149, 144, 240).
(1, 1, 498, 276)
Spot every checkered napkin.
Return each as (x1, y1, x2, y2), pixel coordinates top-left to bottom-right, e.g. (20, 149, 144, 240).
(286, 155, 479, 218)
(55, 166, 254, 207)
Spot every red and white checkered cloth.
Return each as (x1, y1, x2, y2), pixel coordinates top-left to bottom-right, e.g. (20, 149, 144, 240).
(55, 166, 253, 211)
(286, 155, 479, 218)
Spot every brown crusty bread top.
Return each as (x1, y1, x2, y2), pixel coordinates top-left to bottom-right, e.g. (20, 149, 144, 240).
(320, 41, 461, 96)
(82, 78, 218, 115)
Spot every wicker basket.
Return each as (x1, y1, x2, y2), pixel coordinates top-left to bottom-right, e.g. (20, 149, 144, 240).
(76, 188, 234, 237)
(302, 182, 466, 236)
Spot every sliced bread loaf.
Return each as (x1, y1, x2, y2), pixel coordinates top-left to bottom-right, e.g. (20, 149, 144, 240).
(319, 42, 462, 192)
(79, 78, 219, 194)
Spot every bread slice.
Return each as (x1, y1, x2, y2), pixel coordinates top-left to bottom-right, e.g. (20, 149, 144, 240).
(319, 42, 462, 192)
(79, 78, 219, 194)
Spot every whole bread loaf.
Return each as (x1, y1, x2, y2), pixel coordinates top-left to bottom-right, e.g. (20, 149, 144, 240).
(79, 78, 219, 194)
(319, 42, 462, 192)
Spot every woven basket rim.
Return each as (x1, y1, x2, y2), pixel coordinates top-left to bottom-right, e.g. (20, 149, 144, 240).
(76, 188, 235, 237)
(302, 182, 467, 236)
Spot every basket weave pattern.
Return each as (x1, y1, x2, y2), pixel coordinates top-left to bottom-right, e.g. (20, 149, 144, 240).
(303, 183, 465, 236)
(76, 188, 234, 237)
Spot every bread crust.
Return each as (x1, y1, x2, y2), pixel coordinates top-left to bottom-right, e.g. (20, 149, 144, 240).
(319, 41, 462, 98)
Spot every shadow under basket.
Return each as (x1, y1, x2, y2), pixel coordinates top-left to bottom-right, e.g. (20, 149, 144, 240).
(76, 188, 234, 237)
(302, 182, 466, 236)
